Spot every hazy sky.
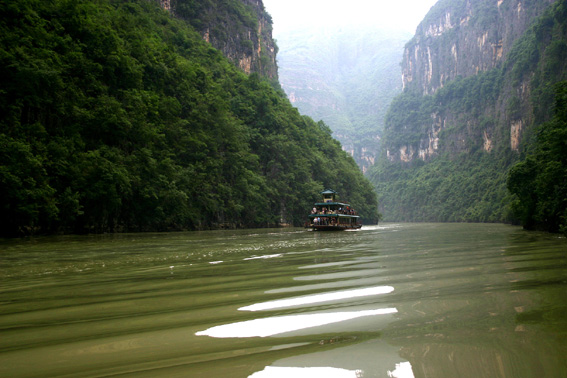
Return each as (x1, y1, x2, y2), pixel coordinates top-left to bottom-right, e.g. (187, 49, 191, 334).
(263, 0, 440, 35)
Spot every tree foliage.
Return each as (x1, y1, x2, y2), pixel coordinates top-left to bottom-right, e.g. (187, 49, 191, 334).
(0, 0, 378, 236)
(370, 152, 513, 223)
(508, 82, 567, 233)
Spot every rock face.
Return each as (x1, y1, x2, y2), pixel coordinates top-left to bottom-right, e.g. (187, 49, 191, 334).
(383, 0, 558, 164)
(371, 0, 567, 223)
(402, 0, 555, 95)
(162, 0, 278, 80)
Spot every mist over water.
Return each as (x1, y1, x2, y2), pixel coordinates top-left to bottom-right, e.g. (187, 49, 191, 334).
(1, 223, 566, 377)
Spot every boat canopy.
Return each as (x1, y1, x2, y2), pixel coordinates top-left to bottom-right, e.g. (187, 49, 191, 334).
(309, 213, 359, 218)
(313, 202, 350, 207)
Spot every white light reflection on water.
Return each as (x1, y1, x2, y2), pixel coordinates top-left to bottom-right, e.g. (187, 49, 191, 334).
(387, 362, 416, 378)
(244, 254, 283, 260)
(248, 362, 416, 378)
(195, 308, 398, 338)
(249, 366, 362, 378)
(239, 286, 394, 311)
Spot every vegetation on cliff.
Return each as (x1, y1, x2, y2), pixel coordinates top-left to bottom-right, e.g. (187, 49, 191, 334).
(370, 67, 515, 222)
(372, 151, 514, 223)
(508, 82, 567, 233)
(0, 0, 378, 236)
(169, 0, 279, 81)
(370, 0, 567, 225)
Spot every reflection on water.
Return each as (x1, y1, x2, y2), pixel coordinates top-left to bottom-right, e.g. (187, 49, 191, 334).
(196, 308, 398, 338)
(249, 366, 363, 378)
(389, 362, 415, 378)
(239, 285, 394, 311)
(253, 337, 416, 378)
(244, 254, 283, 260)
(1, 223, 567, 377)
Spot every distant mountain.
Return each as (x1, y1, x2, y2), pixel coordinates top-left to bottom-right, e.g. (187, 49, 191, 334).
(275, 25, 412, 173)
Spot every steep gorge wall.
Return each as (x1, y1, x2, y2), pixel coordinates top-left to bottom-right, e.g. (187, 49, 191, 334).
(402, 0, 554, 95)
(372, 0, 567, 222)
(161, 0, 278, 80)
(384, 0, 558, 164)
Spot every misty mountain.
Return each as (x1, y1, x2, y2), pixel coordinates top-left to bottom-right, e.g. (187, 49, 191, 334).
(275, 24, 412, 173)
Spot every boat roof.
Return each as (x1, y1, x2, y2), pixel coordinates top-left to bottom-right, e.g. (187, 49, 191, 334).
(321, 189, 337, 195)
(314, 202, 351, 207)
(309, 214, 359, 218)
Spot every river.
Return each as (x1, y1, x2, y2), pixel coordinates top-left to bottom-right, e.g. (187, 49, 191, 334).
(1, 223, 566, 378)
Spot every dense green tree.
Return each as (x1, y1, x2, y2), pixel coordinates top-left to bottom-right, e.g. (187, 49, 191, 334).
(0, 0, 378, 236)
(508, 82, 567, 233)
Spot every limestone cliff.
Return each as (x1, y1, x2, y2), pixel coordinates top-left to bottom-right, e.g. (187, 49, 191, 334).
(161, 0, 278, 80)
(372, 0, 567, 223)
(384, 0, 560, 164)
(402, 0, 555, 95)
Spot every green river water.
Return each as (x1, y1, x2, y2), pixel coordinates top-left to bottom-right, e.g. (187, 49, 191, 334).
(1, 223, 566, 378)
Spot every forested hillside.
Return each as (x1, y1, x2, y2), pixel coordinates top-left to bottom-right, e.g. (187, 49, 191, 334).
(0, 0, 379, 237)
(369, 0, 567, 226)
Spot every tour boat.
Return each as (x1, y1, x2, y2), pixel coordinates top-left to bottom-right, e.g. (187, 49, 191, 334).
(306, 189, 362, 231)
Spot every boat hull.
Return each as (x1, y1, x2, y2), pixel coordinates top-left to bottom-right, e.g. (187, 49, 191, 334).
(309, 224, 362, 231)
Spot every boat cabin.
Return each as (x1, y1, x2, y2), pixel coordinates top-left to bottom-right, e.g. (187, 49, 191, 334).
(321, 189, 337, 203)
